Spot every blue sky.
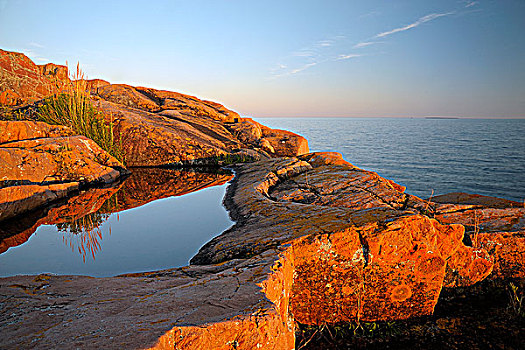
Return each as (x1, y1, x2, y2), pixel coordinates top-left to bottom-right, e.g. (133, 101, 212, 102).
(1, 0, 523, 117)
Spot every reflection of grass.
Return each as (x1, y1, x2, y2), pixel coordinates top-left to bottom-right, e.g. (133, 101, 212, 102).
(58, 212, 110, 262)
(56, 187, 126, 262)
(56, 212, 110, 234)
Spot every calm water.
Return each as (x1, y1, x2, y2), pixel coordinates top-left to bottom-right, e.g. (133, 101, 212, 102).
(0, 170, 233, 277)
(257, 118, 525, 202)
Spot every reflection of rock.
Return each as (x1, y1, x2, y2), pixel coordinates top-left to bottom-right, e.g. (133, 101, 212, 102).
(0, 169, 231, 255)
(0, 120, 126, 222)
(0, 184, 121, 254)
(104, 168, 233, 212)
(1, 152, 523, 349)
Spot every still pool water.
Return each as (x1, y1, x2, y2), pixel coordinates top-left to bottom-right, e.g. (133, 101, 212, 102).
(0, 169, 233, 277)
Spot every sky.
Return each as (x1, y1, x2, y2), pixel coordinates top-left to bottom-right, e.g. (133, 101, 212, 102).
(0, 0, 524, 118)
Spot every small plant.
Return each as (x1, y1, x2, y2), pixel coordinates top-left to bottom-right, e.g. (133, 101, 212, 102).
(422, 189, 435, 216)
(36, 63, 125, 163)
(508, 282, 524, 318)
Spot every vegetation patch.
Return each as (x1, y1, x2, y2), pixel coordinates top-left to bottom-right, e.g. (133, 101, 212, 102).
(36, 63, 125, 164)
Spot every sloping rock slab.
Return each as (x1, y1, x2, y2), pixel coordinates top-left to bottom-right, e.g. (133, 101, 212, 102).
(0, 250, 293, 349)
(1, 50, 309, 166)
(92, 85, 309, 166)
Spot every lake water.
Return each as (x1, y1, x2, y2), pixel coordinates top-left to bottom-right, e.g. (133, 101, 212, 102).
(257, 118, 525, 202)
(0, 169, 233, 277)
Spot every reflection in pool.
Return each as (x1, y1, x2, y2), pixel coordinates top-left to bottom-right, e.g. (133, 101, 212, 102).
(0, 168, 233, 277)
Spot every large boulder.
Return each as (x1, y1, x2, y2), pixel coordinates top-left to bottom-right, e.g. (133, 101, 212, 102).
(92, 85, 309, 166)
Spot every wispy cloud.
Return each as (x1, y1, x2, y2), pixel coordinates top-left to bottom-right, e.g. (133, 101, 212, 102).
(375, 12, 454, 38)
(353, 41, 379, 49)
(465, 1, 478, 8)
(290, 62, 318, 75)
(318, 40, 333, 47)
(269, 8, 458, 79)
(336, 54, 362, 61)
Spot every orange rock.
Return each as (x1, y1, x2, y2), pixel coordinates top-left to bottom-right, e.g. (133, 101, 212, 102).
(2, 50, 309, 166)
(290, 217, 469, 324)
(0, 183, 79, 222)
(37, 63, 69, 83)
(443, 244, 494, 287)
(433, 194, 525, 282)
(475, 231, 525, 279)
(0, 152, 520, 349)
(0, 49, 60, 104)
(0, 183, 119, 254)
(0, 120, 74, 143)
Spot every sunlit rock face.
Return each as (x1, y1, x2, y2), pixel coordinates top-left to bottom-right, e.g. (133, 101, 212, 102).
(92, 85, 309, 166)
(0, 49, 68, 105)
(192, 152, 496, 326)
(432, 193, 525, 283)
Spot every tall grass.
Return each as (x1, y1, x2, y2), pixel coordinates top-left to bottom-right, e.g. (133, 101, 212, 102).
(37, 63, 125, 163)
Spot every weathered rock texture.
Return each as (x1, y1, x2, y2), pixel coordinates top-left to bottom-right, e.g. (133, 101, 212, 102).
(0, 50, 67, 105)
(1, 152, 522, 349)
(1, 48, 309, 167)
(0, 120, 126, 221)
(431, 193, 525, 283)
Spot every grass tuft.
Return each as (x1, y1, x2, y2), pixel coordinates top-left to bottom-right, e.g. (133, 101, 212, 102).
(36, 62, 125, 164)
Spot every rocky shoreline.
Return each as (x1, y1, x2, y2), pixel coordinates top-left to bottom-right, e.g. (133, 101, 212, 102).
(1, 49, 524, 349)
